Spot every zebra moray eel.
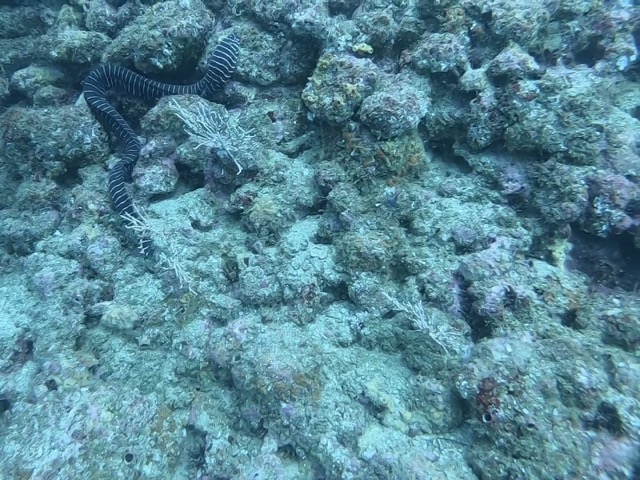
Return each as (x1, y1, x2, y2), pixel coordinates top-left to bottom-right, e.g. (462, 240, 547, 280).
(83, 34, 240, 254)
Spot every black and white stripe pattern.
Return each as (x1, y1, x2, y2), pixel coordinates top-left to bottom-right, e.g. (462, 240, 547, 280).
(83, 34, 240, 254)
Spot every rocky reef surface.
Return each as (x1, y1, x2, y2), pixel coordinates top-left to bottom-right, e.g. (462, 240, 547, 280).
(0, 0, 640, 478)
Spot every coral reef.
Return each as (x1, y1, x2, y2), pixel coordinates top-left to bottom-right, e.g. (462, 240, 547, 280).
(1, 0, 640, 478)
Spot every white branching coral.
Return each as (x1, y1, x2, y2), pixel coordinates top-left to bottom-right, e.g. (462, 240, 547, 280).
(171, 99, 255, 175)
(383, 292, 468, 356)
(122, 208, 197, 294)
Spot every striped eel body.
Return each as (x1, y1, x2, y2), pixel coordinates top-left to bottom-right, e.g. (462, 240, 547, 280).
(83, 34, 240, 254)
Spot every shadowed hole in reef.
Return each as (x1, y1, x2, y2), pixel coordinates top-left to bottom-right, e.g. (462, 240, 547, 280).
(430, 139, 473, 174)
(627, 26, 640, 81)
(183, 425, 208, 470)
(560, 307, 583, 330)
(466, 311, 493, 342)
(149, 162, 204, 204)
(0, 396, 11, 415)
(573, 38, 605, 67)
(585, 401, 625, 436)
(55, 164, 82, 188)
(566, 229, 640, 291)
(328, 0, 361, 18)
